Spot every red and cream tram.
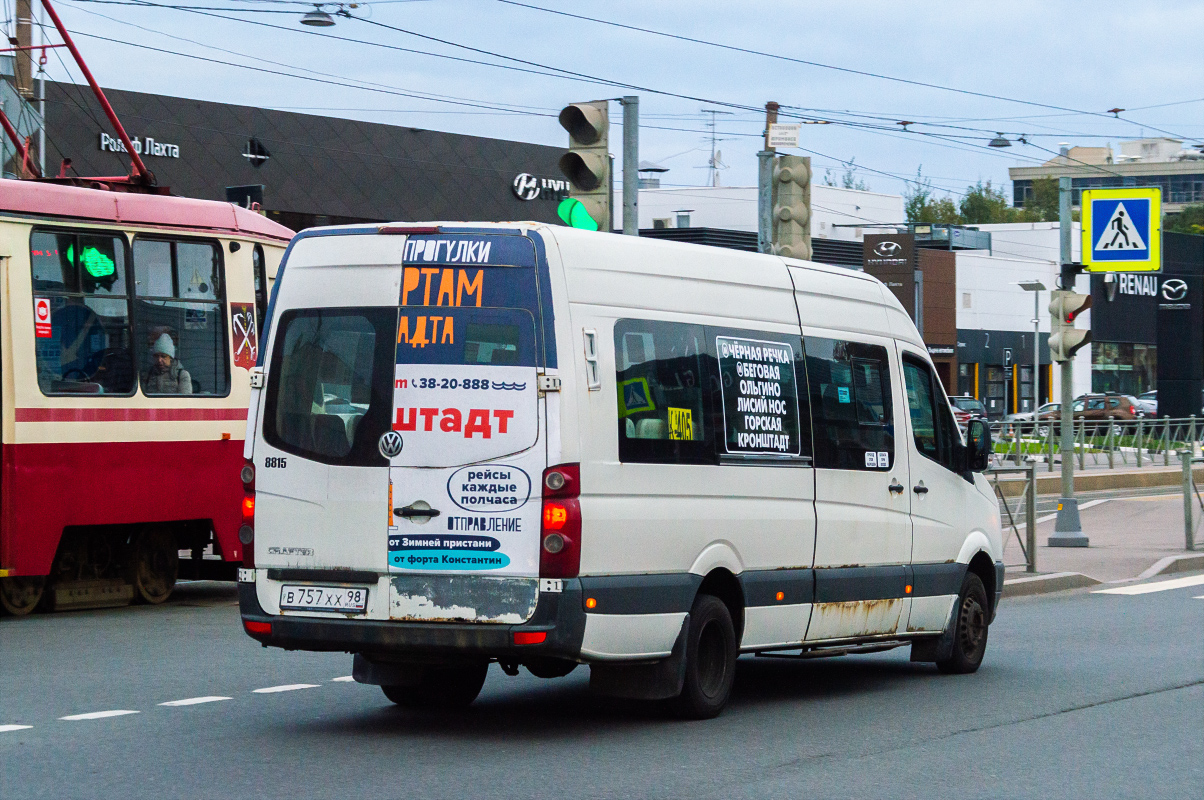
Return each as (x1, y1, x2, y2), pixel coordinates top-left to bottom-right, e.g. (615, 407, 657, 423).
(0, 179, 292, 613)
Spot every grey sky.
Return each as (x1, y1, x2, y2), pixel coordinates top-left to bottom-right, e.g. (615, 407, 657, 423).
(25, 0, 1204, 201)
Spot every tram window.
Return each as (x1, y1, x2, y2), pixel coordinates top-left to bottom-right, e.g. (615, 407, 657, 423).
(252, 244, 268, 328)
(132, 238, 229, 397)
(30, 230, 136, 396)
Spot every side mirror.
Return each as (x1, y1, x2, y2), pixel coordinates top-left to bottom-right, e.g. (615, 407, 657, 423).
(966, 419, 992, 472)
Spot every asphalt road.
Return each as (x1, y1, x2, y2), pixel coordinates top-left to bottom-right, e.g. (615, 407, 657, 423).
(2, 576, 1203, 799)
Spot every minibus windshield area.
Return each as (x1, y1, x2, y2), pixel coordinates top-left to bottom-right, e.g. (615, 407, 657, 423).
(263, 307, 397, 466)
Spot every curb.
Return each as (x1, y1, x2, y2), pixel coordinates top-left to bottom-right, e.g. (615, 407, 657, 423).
(995, 466, 1204, 497)
(1136, 553, 1204, 580)
(1002, 571, 1101, 597)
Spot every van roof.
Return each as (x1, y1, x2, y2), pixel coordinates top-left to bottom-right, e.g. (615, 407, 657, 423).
(0, 178, 295, 243)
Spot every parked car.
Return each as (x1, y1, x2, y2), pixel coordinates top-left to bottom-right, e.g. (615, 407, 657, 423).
(1007, 401, 1058, 423)
(1038, 393, 1143, 432)
(1135, 391, 1157, 415)
(949, 395, 988, 425)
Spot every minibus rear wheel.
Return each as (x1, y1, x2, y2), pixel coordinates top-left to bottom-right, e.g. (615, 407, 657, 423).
(673, 594, 737, 720)
(381, 662, 489, 709)
(937, 573, 989, 674)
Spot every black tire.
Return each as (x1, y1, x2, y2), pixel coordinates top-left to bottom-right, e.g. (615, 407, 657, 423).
(381, 662, 489, 709)
(524, 657, 578, 679)
(0, 576, 47, 616)
(937, 573, 989, 675)
(672, 594, 738, 720)
(129, 528, 178, 605)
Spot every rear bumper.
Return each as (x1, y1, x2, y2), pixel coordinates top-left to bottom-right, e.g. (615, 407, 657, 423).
(239, 579, 587, 661)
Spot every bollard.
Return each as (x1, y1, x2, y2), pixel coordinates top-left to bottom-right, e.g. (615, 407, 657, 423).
(1193, 415, 1199, 459)
(1136, 417, 1144, 468)
(1182, 451, 1195, 552)
(1047, 421, 1055, 472)
(1026, 460, 1037, 572)
(1107, 417, 1115, 469)
(1164, 417, 1171, 466)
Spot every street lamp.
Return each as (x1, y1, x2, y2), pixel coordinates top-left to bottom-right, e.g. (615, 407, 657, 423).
(300, 5, 336, 26)
(1018, 280, 1047, 417)
(988, 133, 1012, 148)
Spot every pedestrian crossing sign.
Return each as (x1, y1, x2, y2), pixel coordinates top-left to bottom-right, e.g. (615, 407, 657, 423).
(1081, 187, 1161, 272)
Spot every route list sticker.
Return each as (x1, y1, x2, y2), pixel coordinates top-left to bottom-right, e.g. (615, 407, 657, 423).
(716, 336, 801, 456)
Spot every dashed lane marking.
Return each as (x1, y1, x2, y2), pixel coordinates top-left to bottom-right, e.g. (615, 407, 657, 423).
(331, 676, 355, 682)
(1093, 574, 1204, 595)
(60, 710, 140, 721)
(1034, 498, 1109, 525)
(252, 684, 320, 694)
(0, 724, 33, 733)
(1194, 595, 1204, 600)
(159, 696, 232, 707)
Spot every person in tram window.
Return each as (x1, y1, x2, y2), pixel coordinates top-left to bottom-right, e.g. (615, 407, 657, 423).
(144, 332, 194, 395)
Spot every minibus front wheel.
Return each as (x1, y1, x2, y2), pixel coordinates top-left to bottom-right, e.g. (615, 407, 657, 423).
(381, 662, 489, 709)
(937, 573, 989, 674)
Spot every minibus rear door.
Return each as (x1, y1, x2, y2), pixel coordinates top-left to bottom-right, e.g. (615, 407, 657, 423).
(384, 233, 549, 623)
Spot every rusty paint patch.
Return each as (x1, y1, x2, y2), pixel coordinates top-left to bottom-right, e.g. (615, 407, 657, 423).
(389, 574, 538, 623)
(806, 599, 903, 641)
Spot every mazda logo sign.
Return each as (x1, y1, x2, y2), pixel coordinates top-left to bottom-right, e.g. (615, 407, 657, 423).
(1162, 279, 1189, 301)
(512, 173, 540, 201)
(873, 241, 902, 257)
(378, 430, 404, 459)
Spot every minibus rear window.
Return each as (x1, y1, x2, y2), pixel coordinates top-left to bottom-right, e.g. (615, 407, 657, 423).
(263, 308, 396, 466)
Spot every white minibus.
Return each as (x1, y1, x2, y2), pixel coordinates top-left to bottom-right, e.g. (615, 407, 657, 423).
(239, 223, 1002, 719)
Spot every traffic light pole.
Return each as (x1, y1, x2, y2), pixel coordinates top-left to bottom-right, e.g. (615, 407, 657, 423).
(620, 96, 638, 236)
(757, 102, 779, 254)
(1051, 172, 1089, 547)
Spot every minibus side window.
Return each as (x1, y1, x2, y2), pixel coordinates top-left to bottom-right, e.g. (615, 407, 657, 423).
(262, 308, 396, 466)
(252, 244, 267, 329)
(30, 229, 136, 396)
(805, 337, 894, 470)
(903, 356, 957, 470)
(615, 319, 715, 465)
(706, 326, 810, 462)
(132, 238, 229, 397)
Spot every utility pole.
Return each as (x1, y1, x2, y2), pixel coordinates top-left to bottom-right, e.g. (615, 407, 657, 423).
(620, 96, 639, 236)
(1051, 161, 1089, 547)
(757, 101, 779, 254)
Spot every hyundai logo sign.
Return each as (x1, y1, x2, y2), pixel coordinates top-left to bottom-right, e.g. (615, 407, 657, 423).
(512, 173, 540, 201)
(511, 173, 570, 202)
(873, 241, 903, 257)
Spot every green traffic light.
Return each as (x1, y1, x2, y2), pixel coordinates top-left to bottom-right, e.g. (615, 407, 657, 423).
(557, 198, 599, 231)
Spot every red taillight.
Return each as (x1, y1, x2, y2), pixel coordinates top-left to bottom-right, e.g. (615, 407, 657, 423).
(243, 620, 271, 636)
(1130, 405, 1135, 414)
(513, 630, 547, 646)
(240, 458, 255, 568)
(540, 463, 581, 579)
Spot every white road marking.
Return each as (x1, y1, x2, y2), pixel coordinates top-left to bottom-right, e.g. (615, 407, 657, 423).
(159, 696, 232, 707)
(1093, 574, 1204, 595)
(252, 684, 320, 694)
(0, 724, 32, 733)
(1194, 595, 1204, 600)
(330, 676, 355, 682)
(59, 710, 140, 721)
(1035, 498, 1109, 525)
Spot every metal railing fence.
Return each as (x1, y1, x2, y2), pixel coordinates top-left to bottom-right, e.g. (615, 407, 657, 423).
(988, 416, 1202, 472)
(986, 462, 1038, 573)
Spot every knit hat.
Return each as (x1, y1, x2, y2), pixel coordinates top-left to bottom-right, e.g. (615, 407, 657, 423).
(152, 332, 175, 359)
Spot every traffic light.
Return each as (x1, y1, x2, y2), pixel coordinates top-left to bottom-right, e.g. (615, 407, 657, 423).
(557, 101, 610, 231)
(1048, 290, 1092, 361)
(771, 155, 812, 260)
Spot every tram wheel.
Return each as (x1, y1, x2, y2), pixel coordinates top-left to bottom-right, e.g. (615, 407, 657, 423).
(130, 528, 179, 605)
(0, 576, 47, 616)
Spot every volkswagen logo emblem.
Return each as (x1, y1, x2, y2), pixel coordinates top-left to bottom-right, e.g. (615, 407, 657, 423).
(1161, 279, 1188, 301)
(378, 431, 404, 459)
(512, 173, 540, 201)
(873, 241, 902, 257)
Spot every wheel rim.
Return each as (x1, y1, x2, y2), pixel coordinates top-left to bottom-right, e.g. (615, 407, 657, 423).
(695, 619, 729, 698)
(135, 533, 176, 603)
(957, 594, 987, 658)
(0, 577, 45, 615)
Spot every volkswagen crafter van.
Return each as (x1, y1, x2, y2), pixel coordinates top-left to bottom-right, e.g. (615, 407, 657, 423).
(238, 223, 1002, 719)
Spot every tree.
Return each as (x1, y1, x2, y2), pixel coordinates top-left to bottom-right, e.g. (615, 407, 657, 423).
(1024, 176, 1061, 222)
(1165, 204, 1204, 235)
(822, 159, 870, 191)
(959, 180, 1013, 224)
(904, 167, 960, 223)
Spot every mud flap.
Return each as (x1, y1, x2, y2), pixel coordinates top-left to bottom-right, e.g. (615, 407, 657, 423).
(587, 615, 689, 700)
(910, 607, 957, 663)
